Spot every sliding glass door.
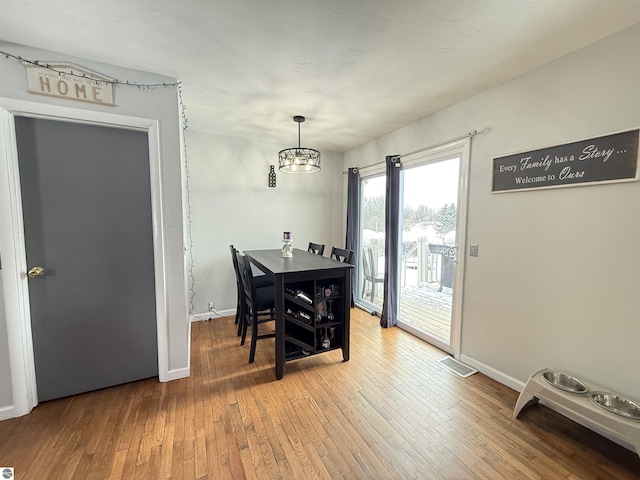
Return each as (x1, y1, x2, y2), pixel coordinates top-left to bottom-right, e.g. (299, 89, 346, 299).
(358, 174, 386, 312)
(397, 156, 460, 351)
(356, 140, 469, 354)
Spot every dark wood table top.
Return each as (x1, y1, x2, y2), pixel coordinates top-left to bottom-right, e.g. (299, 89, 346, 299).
(244, 248, 353, 275)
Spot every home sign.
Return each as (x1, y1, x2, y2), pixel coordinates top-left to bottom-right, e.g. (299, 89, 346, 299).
(492, 128, 639, 192)
(23, 61, 115, 106)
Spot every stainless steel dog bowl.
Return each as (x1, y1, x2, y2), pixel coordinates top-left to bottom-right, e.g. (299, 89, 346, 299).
(590, 392, 640, 420)
(541, 370, 588, 394)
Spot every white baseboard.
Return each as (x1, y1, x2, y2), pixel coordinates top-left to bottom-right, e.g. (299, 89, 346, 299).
(459, 354, 525, 392)
(190, 309, 235, 322)
(0, 404, 16, 421)
(459, 354, 635, 453)
(190, 312, 214, 322)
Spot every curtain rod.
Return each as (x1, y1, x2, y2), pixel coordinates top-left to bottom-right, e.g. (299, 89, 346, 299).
(345, 129, 477, 174)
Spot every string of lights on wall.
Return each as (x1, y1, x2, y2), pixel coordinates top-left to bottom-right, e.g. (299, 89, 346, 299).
(176, 83, 197, 316)
(1, 49, 181, 89)
(1, 49, 197, 314)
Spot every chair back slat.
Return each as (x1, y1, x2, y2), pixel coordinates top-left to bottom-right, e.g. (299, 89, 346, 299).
(230, 245, 244, 330)
(330, 246, 354, 264)
(238, 252, 253, 307)
(230, 245, 242, 290)
(308, 242, 325, 256)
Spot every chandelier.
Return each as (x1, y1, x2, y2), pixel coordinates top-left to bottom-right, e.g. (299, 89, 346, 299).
(278, 115, 321, 173)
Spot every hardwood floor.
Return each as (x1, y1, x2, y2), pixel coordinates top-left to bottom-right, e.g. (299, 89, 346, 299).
(0, 309, 638, 479)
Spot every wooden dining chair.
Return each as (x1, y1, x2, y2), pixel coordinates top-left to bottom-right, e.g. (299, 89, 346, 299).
(230, 244, 274, 337)
(362, 247, 384, 302)
(330, 246, 354, 264)
(230, 245, 244, 333)
(307, 242, 325, 255)
(239, 253, 276, 363)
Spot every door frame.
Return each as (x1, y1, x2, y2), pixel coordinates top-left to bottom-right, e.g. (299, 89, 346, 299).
(355, 138, 469, 357)
(0, 97, 169, 417)
(395, 138, 471, 357)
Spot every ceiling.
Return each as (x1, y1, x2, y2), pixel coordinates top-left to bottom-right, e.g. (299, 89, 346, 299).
(2, 0, 640, 152)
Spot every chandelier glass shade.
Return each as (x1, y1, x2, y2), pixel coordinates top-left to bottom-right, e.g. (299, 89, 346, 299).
(278, 116, 321, 173)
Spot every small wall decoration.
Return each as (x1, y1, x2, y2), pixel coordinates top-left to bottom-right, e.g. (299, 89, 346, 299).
(23, 61, 115, 106)
(268, 165, 276, 187)
(492, 128, 639, 192)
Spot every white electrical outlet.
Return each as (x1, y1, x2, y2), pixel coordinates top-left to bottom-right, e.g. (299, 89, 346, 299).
(208, 302, 215, 311)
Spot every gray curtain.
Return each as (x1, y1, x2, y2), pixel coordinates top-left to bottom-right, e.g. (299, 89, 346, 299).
(345, 168, 360, 307)
(381, 155, 401, 328)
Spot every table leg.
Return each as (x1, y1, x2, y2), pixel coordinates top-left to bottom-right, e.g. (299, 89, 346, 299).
(275, 275, 285, 380)
(342, 269, 351, 362)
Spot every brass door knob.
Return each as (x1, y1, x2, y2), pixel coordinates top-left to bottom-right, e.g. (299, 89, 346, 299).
(27, 266, 45, 278)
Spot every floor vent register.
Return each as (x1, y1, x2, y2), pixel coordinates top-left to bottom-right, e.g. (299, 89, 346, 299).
(437, 356, 478, 378)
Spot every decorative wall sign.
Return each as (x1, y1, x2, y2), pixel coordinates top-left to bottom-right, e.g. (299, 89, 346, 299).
(492, 129, 639, 192)
(23, 61, 115, 106)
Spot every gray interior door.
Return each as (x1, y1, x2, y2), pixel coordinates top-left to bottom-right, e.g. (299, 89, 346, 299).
(15, 117, 158, 402)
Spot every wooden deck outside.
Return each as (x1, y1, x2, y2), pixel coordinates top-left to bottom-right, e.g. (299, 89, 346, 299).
(399, 285, 452, 342)
(364, 279, 452, 342)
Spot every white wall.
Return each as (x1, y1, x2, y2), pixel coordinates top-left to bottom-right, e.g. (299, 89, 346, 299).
(0, 42, 189, 417)
(186, 131, 345, 317)
(345, 24, 640, 401)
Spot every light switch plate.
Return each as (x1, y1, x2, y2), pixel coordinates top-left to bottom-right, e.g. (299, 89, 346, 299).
(470, 244, 479, 257)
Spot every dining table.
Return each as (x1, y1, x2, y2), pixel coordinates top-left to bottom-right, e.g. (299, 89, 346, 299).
(244, 248, 353, 379)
